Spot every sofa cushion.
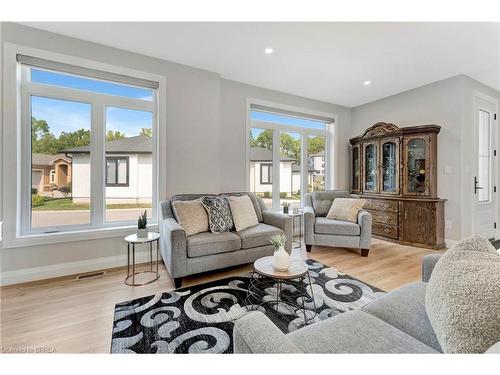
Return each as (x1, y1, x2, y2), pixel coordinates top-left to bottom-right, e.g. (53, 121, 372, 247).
(363, 282, 442, 352)
(187, 231, 241, 258)
(171, 199, 209, 236)
(236, 223, 283, 249)
(312, 190, 351, 217)
(426, 235, 500, 353)
(326, 197, 366, 223)
(227, 195, 259, 232)
(200, 196, 234, 233)
(314, 217, 360, 236)
(288, 310, 438, 353)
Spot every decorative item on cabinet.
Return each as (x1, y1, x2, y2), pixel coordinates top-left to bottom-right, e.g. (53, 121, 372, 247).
(349, 122, 446, 249)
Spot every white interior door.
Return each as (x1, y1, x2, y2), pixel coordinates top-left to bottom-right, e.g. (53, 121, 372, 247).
(472, 95, 497, 240)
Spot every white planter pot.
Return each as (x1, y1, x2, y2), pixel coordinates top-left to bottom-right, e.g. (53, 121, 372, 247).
(137, 228, 149, 238)
(273, 246, 290, 271)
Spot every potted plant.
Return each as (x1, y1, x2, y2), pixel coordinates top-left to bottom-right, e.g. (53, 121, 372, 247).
(137, 210, 148, 238)
(269, 233, 289, 271)
(282, 201, 290, 214)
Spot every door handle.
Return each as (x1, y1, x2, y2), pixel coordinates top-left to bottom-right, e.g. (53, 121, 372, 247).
(474, 176, 483, 194)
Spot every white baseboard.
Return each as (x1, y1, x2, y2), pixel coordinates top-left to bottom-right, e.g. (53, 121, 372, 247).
(0, 250, 153, 286)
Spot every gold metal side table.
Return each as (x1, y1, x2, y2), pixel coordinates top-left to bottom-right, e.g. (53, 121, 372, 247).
(124, 232, 160, 286)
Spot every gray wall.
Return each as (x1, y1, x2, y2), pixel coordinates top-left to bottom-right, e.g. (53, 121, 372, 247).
(350, 75, 500, 241)
(0, 23, 350, 280)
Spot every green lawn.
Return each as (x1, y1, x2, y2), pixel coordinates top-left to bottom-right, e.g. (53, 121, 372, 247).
(33, 198, 152, 211)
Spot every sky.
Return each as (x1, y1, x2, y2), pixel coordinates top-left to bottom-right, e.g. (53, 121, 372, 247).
(30, 69, 153, 138)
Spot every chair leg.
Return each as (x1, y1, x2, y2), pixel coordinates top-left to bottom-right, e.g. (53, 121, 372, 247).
(306, 244, 312, 253)
(361, 249, 369, 257)
(174, 277, 183, 288)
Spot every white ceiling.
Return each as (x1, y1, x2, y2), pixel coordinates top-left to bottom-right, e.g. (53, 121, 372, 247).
(22, 22, 500, 107)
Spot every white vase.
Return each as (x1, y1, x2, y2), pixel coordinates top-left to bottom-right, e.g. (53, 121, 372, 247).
(137, 228, 148, 238)
(273, 246, 290, 271)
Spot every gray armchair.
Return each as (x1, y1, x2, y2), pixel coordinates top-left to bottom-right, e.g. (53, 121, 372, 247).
(160, 192, 292, 288)
(304, 191, 372, 257)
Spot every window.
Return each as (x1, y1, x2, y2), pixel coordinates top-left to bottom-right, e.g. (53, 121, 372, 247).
(19, 55, 158, 235)
(106, 157, 129, 186)
(260, 163, 272, 184)
(248, 106, 333, 210)
(478, 109, 492, 202)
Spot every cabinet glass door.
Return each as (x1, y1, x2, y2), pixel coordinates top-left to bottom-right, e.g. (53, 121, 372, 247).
(381, 139, 399, 194)
(363, 142, 378, 193)
(351, 144, 361, 192)
(404, 136, 429, 195)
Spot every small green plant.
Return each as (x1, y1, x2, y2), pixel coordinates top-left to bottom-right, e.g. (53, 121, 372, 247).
(137, 210, 148, 229)
(58, 186, 71, 197)
(283, 201, 290, 209)
(31, 187, 38, 194)
(31, 194, 45, 207)
(268, 233, 286, 249)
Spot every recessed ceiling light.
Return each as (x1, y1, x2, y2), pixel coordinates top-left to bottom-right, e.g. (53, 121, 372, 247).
(264, 48, 274, 54)
(363, 80, 371, 86)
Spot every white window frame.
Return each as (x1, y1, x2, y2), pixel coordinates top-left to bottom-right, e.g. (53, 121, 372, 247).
(246, 99, 335, 210)
(2, 43, 167, 248)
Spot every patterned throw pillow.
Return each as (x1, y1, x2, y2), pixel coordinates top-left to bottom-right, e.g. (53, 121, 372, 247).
(326, 198, 366, 223)
(200, 196, 234, 233)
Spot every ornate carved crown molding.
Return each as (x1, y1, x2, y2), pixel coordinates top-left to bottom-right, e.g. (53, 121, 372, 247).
(361, 122, 400, 138)
(349, 122, 440, 144)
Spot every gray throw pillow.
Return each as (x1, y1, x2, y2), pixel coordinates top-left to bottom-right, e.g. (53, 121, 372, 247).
(425, 235, 500, 353)
(200, 196, 234, 233)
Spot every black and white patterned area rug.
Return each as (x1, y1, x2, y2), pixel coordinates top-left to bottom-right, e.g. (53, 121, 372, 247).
(111, 259, 385, 354)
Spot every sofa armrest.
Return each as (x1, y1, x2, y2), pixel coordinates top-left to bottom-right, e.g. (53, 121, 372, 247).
(303, 206, 315, 245)
(161, 218, 187, 278)
(262, 210, 293, 253)
(358, 209, 372, 250)
(233, 312, 302, 353)
(422, 254, 442, 282)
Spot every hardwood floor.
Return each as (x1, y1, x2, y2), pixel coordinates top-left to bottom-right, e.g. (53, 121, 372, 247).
(0, 238, 444, 353)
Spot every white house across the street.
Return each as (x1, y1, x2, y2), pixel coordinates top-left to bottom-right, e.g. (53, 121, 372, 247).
(249, 146, 325, 195)
(63, 135, 152, 204)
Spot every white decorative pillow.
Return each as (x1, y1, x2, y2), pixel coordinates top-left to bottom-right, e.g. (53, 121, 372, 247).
(326, 198, 366, 223)
(227, 195, 259, 232)
(425, 236, 500, 353)
(172, 199, 209, 236)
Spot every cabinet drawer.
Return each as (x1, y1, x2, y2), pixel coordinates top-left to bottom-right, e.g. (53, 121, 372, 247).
(364, 198, 398, 213)
(367, 210, 398, 225)
(373, 223, 399, 239)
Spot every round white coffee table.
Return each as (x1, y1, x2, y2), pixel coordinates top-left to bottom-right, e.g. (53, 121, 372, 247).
(246, 256, 317, 325)
(124, 232, 160, 286)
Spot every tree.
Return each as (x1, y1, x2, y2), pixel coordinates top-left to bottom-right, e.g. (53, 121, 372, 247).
(57, 129, 91, 151)
(308, 136, 325, 155)
(106, 130, 126, 142)
(250, 129, 273, 150)
(140, 128, 152, 137)
(280, 133, 300, 162)
(32, 117, 58, 154)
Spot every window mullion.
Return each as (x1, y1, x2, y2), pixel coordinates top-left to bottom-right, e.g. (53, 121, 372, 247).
(301, 133, 307, 207)
(272, 129, 280, 210)
(90, 101, 105, 227)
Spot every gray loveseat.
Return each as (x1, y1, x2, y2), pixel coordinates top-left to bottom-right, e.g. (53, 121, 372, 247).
(160, 192, 292, 288)
(304, 191, 372, 256)
(233, 254, 447, 353)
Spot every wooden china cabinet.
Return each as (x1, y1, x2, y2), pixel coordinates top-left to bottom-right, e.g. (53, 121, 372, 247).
(350, 122, 446, 249)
